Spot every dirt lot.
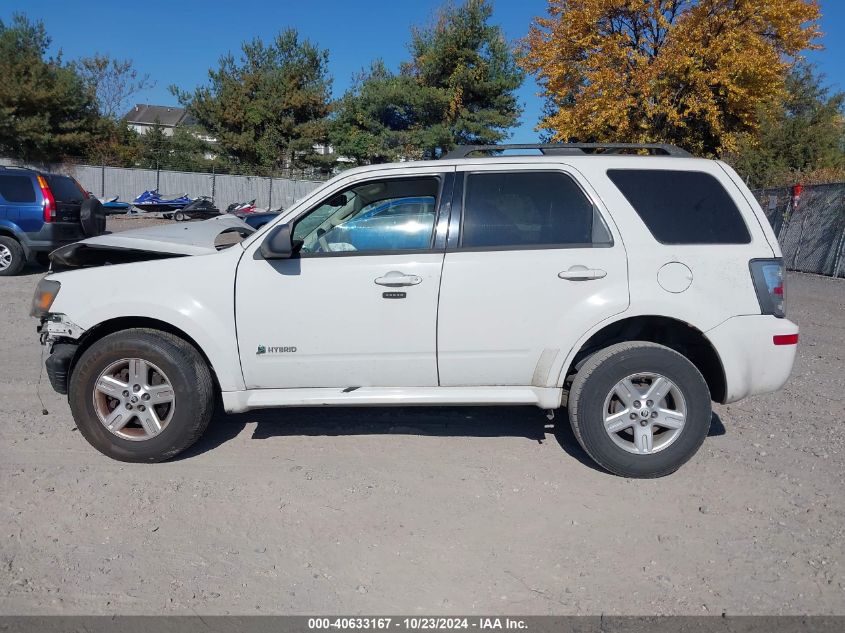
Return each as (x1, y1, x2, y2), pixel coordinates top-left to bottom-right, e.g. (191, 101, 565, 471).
(1, 218, 844, 615)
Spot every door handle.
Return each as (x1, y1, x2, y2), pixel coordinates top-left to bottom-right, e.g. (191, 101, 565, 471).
(374, 271, 423, 287)
(558, 265, 607, 281)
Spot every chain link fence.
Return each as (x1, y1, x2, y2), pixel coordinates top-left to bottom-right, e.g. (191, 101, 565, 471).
(753, 183, 845, 279)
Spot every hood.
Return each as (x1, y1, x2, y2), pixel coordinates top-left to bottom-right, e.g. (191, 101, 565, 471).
(50, 214, 255, 270)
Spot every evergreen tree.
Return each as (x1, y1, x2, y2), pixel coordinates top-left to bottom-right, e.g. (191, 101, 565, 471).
(330, 61, 451, 164)
(331, 0, 523, 164)
(729, 63, 845, 187)
(405, 0, 523, 148)
(166, 126, 216, 172)
(173, 29, 332, 171)
(136, 121, 169, 170)
(0, 14, 99, 161)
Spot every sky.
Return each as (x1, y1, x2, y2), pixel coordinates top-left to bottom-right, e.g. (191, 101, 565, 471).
(4, 0, 845, 144)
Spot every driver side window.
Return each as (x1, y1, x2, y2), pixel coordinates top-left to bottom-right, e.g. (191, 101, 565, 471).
(293, 177, 440, 254)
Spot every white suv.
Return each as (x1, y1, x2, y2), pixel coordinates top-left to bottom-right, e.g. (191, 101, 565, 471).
(32, 143, 799, 477)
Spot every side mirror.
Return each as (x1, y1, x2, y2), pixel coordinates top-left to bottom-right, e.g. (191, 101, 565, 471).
(327, 193, 349, 207)
(259, 223, 301, 259)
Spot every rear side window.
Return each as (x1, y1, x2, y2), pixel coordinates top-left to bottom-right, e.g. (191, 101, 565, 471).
(607, 169, 750, 244)
(0, 175, 36, 203)
(47, 175, 86, 203)
(461, 171, 611, 248)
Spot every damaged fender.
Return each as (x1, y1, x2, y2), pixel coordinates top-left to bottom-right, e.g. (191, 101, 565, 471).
(49, 214, 255, 270)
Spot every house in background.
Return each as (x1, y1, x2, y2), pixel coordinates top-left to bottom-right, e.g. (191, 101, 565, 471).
(122, 104, 340, 170)
(122, 104, 195, 137)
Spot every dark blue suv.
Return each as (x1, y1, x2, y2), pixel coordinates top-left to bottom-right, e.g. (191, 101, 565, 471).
(0, 166, 103, 276)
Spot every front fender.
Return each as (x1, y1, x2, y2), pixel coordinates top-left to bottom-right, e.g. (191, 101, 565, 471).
(45, 248, 245, 391)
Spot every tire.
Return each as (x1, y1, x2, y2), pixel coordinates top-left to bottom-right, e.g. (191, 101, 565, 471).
(68, 328, 214, 462)
(35, 251, 51, 268)
(568, 341, 711, 478)
(80, 198, 106, 236)
(0, 235, 25, 276)
(174, 211, 185, 222)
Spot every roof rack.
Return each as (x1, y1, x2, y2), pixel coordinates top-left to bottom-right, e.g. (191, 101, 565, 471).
(442, 143, 692, 159)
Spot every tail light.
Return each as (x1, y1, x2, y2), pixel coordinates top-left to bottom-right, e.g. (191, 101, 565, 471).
(36, 175, 56, 223)
(750, 258, 785, 318)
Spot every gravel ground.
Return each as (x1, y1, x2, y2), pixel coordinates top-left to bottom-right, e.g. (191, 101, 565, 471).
(1, 217, 843, 615)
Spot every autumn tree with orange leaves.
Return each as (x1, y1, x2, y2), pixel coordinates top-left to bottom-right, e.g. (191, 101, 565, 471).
(519, 0, 822, 156)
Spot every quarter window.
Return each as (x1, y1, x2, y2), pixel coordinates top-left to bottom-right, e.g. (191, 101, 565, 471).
(607, 169, 751, 244)
(460, 171, 610, 248)
(0, 175, 36, 203)
(293, 177, 440, 254)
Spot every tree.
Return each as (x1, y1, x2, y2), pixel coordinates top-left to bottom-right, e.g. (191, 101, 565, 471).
(74, 54, 154, 120)
(135, 121, 169, 170)
(330, 61, 452, 164)
(519, 0, 822, 156)
(331, 0, 524, 164)
(729, 62, 845, 188)
(0, 14, 99, 161)
(173, 29, 332, 171)
(166, 126, 216, 172)
(131, 121, 215, 172)
(85, 116, 142, 166)
(405, 0, 524, 148)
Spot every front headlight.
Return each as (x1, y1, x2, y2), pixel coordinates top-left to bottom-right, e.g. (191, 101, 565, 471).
(31, 279, 61, 318)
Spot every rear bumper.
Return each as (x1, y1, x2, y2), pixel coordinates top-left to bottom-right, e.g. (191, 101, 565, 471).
(706, 315, 799, 403)
(23, 223, 86, 253)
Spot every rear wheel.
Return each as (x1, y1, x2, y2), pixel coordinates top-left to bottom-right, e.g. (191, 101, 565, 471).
(0, 236, 25, 276)
(568, 342, 711, 478)
(69, 328, 214, 462)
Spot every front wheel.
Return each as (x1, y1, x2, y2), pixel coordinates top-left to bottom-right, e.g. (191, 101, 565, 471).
(568, 342, 711, 478)
(69, 328, 214, 462)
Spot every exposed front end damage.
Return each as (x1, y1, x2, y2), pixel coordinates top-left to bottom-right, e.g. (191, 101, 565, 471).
(38, 314, 86, 395)
(34, 215, 258, 393)
(44, 343, 77, 394)
(48, 214, 256, 271)
(49, 243, 186, 271)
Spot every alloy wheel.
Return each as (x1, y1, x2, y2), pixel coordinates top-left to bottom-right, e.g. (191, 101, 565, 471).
(602, 372, 687, 454)
(92, 358, 175, 441)
(0, 244, 12, 270)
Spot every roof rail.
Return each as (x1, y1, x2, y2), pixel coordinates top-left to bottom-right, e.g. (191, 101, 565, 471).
(441, 143, 692, 159)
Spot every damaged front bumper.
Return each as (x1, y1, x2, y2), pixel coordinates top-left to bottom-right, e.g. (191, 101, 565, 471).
(44, 343, 77, 394)
(38, 314, 84, 395)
